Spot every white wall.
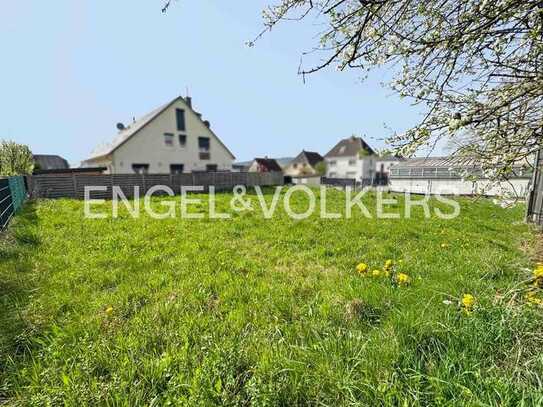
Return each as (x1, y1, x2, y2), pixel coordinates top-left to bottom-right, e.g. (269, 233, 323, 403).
(110, 99, 234, 174)
(326, 156, 375, 182)
(389, 178, 530, 197)
(292, 176, 322, 186)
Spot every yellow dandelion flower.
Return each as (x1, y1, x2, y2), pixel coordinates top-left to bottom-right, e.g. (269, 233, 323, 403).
(534, 265, 543, 279)
(105, 306, 114, 315)
(372, 269, 381, 277)
(441, 243, 449, 249)
(384, 259, 393, 270)
(356, 263, 369, 275)
(526, 290, 543, 305)
(461, 294, 475, 310)
(397, 273, 410, 286)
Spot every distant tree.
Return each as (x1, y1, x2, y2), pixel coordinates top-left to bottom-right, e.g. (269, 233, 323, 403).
(0, 140, 34, 176)
(314, 161, 327, 175)
(168, 0, 543, 178)
(358, 149, 370, 159)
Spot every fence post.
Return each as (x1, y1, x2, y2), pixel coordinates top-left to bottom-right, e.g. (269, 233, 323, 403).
(526, 146, 543, 225)
(71, 173, 78, 199)
(143, 173, 147, 195)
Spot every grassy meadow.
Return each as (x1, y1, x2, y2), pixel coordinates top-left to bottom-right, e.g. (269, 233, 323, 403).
(1, 189, 542, 405)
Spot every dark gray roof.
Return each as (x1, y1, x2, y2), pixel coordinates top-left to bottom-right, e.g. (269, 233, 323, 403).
(325, 137, 376, 158)
(393, 156, 485, 169)
(392, 156, 532, 169)
(290, 151, 324, 167)
(237, 157, 293, 169)
(253, 158, 283, 172)
(33, 155, 69, 170)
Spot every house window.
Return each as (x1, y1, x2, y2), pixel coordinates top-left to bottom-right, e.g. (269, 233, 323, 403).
(329, 160, 337, 166)
(348, 159, 357, 165)
(329, 172, 337, 177)
(164, 133, 174, 146)
(293, 163, 298, 169)
(179, 134, 187, 147)
(176, 109, 186, 131)
(170, 164, 184, 174)
(198, 137, 210, 151)
(206, 164, 218, 172)
(132, 164, 149, 174)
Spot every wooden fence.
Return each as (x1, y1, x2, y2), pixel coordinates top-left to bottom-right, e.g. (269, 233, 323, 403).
(527, 148, 543, 226)
(28, 172, 284, 200)
(0, 176, 27, 231)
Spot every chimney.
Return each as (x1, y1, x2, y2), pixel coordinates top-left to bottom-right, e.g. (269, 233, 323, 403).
(185, 96, 192, 108)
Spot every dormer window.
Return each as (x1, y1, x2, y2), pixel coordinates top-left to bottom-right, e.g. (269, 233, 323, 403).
(176, 109, 186, 131)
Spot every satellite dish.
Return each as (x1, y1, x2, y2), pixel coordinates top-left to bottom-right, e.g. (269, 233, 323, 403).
(116, 122, 125, 131)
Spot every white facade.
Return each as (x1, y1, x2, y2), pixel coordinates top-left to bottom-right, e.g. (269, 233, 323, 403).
(389, 177, 530, 198)
(291, 175, 322, 186)
(82, 97, 235, 174)
(325, 156, 375, 183)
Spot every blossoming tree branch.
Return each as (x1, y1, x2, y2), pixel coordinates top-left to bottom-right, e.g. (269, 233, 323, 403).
(167, 0, 543, 179)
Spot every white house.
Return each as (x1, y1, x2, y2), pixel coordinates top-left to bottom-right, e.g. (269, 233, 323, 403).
(324, 136, 376, 184)
(389, 156, 532, 197)
(82, 96, 235, 174)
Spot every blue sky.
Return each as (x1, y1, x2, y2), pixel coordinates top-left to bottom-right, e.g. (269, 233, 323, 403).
(1, 1, 423, 165)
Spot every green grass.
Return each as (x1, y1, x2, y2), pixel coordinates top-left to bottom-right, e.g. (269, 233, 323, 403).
(1, 190, 542, 405)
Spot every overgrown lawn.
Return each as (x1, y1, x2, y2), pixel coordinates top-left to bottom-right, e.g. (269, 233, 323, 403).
(1, 190, 542, 405)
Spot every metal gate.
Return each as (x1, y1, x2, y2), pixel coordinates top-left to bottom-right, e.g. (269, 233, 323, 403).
(0, 176, 27, 231)
(527, 148, 543, 226)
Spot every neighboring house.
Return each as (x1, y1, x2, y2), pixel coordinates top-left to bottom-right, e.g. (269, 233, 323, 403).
(236, 157, 293, 172)
(324, 136, 376, 184)
(81, 96, 235, 174)
(33, 155, 69, 171)
(389, 156, 532, 197)
(284, 151, 324, 177)
(248, 158, 283, 173)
